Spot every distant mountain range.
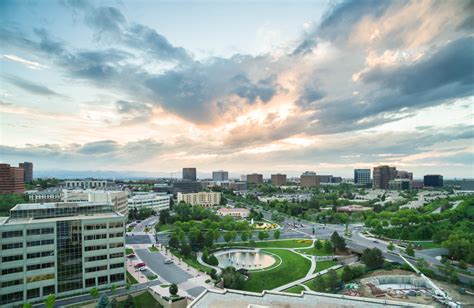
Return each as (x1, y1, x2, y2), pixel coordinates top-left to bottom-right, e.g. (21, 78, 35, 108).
(34, 170, 175, 180)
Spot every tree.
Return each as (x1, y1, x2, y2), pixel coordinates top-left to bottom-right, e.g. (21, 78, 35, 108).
(387, 242, 395, 251)
(90, 287, 99, 297)
(111, 284, 117, 294)
(23, 303, 33, 308)
(159, 209, 171, 225)
(313, 275, 326, 292)
(323, 240, 333, 253)
(240, 231, 249, 242)
(123, 295, 135, 308)
(258, 231, 269, 240)
(220, 266, 245, 289)
(341, 265, 354, 283)
(168, 234, 180, 249)
(314, 239, 323, 250)
(405, 244, 415, 257)
(169, 283, 178, 296)
(459, 260, 468, 270)
(111, 298, 118, 308)
(44, 294, 56, 308)
(326, 269, 340, 290)
(96, 293, 109, 308)
(224, 232, 233, 243)
(361, 248, 384, 269)
(180, 244, 192, 257)
(274, 229, 280, 240)
(330, 231, 346, 251)
(210, 268, 218, 280)
(207, 254, 219, 266)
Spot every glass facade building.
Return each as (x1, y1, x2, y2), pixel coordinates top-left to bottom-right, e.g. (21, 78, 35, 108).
(0, 202, 126, 307)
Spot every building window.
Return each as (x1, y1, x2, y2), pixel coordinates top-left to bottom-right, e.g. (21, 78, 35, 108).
(1, 279, 22, 288)
(27, 239, 54, 247)
(85, 234, 107, 240)
(109, 242, 124, 248)
(1, 291, 23, 305)
(98, 276, 108, 285)
(27, 262, 54, 271)
(2, 267, 23, 275)
(85, 265, 107, 273)
(57, 220, 83, 293)
(85, 244, 107, 251)
(85, 224, 107, 230)
(110, 262, 123, 269)
(109, 222, 123, 229)
(2, 230, 23, 238)
(85, 278, 96, 287)
(2, 242, 23, 250)
(85, 255, 107, 262)
(27, 288, 40, 299)
(2, 254, 23, 262)
(26, 274, 54, 283)
(110, 253, 124, 259)
(110, 273, 125, 283)
(43, 285, 55, 296)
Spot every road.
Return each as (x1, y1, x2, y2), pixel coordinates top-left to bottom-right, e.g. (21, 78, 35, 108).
(132, 215, 160, 232)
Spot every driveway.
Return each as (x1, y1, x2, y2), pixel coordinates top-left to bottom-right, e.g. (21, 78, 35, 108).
(135, 248, 193, 284)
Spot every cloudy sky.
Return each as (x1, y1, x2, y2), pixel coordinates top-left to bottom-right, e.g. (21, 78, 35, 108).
(1, 0, 473, 178)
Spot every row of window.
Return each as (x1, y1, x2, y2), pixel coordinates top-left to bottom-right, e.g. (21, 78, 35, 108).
(26, 273, 54, 283)
(109, 222, 124, 229)
(109, 232, 123, 238)
(27, 239, 54, 247)
(27, 228, 54, 236)
(84, 242, 124, 251)
(28, 250, 54, 259)
(2, 267, 22, 275)
(2, 242, 22, 250)
(27, 262, 54, 271)
(84, 273, 124, 287)
(85, 265, 107, 273)
(86, 253, 124, 262)
(1, 279, 22, 288)
(2, 230, 23, 238)
(85, 234, 107, 240)
(0, 285, 55, 304)
(2, 254, 23, 262)
(85, 224, 107, 230)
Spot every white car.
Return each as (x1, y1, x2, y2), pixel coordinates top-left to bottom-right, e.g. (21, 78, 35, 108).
(138, 266, 147, 272)
(164, 259, 173, 264)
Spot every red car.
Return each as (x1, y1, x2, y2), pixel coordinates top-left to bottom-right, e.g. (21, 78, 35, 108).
(134, 262, 146, 268)
(127, 254, 136, 258)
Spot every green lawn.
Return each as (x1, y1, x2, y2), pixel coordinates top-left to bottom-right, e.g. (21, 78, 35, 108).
(298, 247, 331, 256)
(146, 274, 158, 280)
(126, 271, 138, 285)
(171, 250, 213, 274)
(217, 239, 313, 249)
(283, 284, 306, 294)
(148, 246, 159, 252)
(241, 249, 311, 292)
(126, 248, 134, 255)
(117, 291, 162, 308)
(156, 224, 174, 232)
(314, 260, 337, 273)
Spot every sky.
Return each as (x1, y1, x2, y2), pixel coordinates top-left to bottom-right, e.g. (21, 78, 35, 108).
(0, 0, 473, 179)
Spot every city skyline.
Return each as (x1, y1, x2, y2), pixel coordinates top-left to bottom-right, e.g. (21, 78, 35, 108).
(1, 0, 473, 178)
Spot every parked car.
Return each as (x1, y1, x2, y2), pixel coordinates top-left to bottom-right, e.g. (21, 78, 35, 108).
(164, 259, 173, 264)
(127, 254, 136, 258)
(139, 267, 147, 272)
(135, 262, 146, 268)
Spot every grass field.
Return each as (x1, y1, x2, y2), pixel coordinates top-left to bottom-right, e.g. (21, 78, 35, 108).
(411, 241, 442, 249)
(117, 291, 162, 308)
(148, 246, 159, 252)
(304, 267, 344, 291)
(156, 224, 174, 232)
(283, 284, 306, 294)
(314, 260, 337, 273)
(126, 271, 138, 285)
(241, 249, 311, 292)
(171, 250, 213, 274)
(298, 247, 331, 256)
(125, 248, 134, 255)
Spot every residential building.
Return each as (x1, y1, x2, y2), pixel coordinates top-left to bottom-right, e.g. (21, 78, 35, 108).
(0, 163, 25, 194)
(246, 173, 263, 184)
(62, 190, 128, 216)
(316, 175, 333, 183)
(389, 179, 412, 190)
(128, 193, 170, 212)
(172, 181, 201, 194)
(354, 169, 371, 185)
(217, 207, 250, 219)
(300, 171, 320, 188)
(373, 165, 397, 189)
(396, 170, 413, 180)
(189, 289, 431, 308)
(177, 192, 221, 207)
(212, 170, 229, 182)
(27, 188, 62, 203)
(0, 202, 126, 307)
(182, 168, 197, 181)
(63, 180, 108, 189)
(271, 174, 287, 186)
(18, 162, 33, 183)
(424, 175, 443, 187)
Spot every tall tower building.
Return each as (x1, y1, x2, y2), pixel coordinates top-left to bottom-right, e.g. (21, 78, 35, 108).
(212, 170, 229, 182)
(354, 169, 371, 185)
(424, 175, 443, 187)
(300, 171, 320, 188)
(373, 165, 397, 189)
(19, 162, 33, 183)
(0, 163, 25, 194)
(271, 174, 287, 186)
(182, 168, 197, 181)
(246, 173, 263, 184)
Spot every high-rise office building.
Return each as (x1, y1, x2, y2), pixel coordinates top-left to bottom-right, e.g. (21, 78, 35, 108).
(212, 170, 229, 182)
(177, 192, 221, 207)
(424, 175, 443, 187)
(300, 171, 320, 188)
(18, 162, 33, 183)
(389, 179, 412, 190)
(373, 166, 397, 189)
(183, 168, 197, 181)
(0, 164, 25, 194)
(396, 170, 413, 180)
(316, 175, 333, 183)
(271, 174, 287, 186)
(0, 202, 126, 306)
(173, 181, 201, 194)
(354, 169, 371, 185)
(62, 190, 129, 217)
(246, 173, 263, 184)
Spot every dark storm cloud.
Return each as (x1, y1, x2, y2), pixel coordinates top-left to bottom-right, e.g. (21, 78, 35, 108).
(3, 75, 62, 97)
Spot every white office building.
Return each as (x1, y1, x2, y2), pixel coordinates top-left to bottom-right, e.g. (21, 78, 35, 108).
(177, 191, 221, 207)
(128, 193, 171, 212)
(63, 180, 109, 189)
(62, 190, 129, 216)
(0, 202, 126, 307)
